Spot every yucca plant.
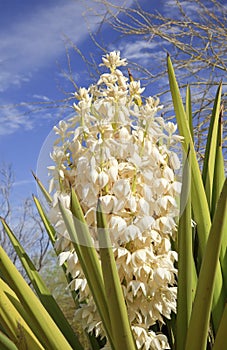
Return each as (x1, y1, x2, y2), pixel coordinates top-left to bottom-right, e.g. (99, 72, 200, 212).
(0, 53, 226, 350)
(167, 55, 227, 350)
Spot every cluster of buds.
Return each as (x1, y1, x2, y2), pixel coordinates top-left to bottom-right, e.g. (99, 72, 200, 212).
(48, 51, 182, 349)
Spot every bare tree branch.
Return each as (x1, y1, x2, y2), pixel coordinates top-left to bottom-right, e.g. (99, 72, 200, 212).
(70, 0, 226, 163)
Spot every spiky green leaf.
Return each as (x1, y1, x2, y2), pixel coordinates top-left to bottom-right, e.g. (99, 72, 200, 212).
(185, 178, 227, 350)
(96, 200, 137, 350)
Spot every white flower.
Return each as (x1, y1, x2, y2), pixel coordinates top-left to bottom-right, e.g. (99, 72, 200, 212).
(97, 171, 109, 188)
(129, 80, 145, 99)
(112, 179, 131, 198)
(58, 251, 71, 266)
(132, 326, 170, 350)
(168, 151, 181, 170)
(100, 51, 127, 70)
(47, 50, 182, 349)
(74, 87, 91, 101)
(99, 195, 117, 214)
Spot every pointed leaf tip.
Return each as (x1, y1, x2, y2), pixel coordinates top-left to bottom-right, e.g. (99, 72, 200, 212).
(31, 170, 37, 180)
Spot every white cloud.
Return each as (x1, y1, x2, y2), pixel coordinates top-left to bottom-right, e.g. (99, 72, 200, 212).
(0, 0, 132, 93)
(0, 106, 33, 136)
(163, 0, 211, 18)
(32, 94, 51, 102)
(13, 179, 35, 187)
(0, 71, 32, 93)
(0, 93, 75, 136)
(122, 41, 159, 60)
(0, 2, 88, 91)
(0, 0, 134, 136)
(110, 39, 169, 65)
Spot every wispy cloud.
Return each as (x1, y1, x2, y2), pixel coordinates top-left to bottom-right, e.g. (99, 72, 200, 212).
(0, 0, 132, 93)
(122, 41, 160, 61)
(0, 2, 91, 92)
(32, 94, 51, 102)
(0, 0, 134, 136)
(163, 0, 206, 18)
(110, 39, 168, 65)
(0, 107, 33, 136)
(12, 179, 35, 187)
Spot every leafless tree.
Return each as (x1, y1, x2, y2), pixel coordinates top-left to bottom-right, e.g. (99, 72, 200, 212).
(64, 0, 226, 162)
(0, 163, 50, 275)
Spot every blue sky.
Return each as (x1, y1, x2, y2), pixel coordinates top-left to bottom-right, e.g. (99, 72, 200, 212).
(0, 0, 166, 203)
(0, 0, 131, 202)
(0, 0, 225, 205)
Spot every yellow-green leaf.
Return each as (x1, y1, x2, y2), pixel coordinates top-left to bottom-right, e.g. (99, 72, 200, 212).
(0, 247, 73, 350)
(202, 84, 222, 209)
(59, 190, 115, 348)
(0, 330, 19, 350)
(0, 282, 44, 350)
(96, 200, 137, 350)
(185, 178, 227, 350)
(213, 303, 227, 350)
(176, 147, 197, 350)
(185, 84, 194, 141)
(32, 171, 52, 204)
(167, 55, 226, 331)
(0, 217, 82, 350)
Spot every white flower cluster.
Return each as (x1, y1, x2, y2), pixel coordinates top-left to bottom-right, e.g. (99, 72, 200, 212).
(48, 51, 182, 349)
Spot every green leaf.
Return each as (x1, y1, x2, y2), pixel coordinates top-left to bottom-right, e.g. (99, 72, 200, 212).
(202, 84, 222, 209)
(0, 217, 83, 350)
(176, 147, 197, 350)
(0, 277, 41, 343)
(96, 200, 137, 350)
(213, 303, 227, 350)
(210, 103, 227, 298)
(58, 189, 115, 349)
(185, 84, 194, 141)
(0, 280, 45, 350)
(0, 330, 19, 350)
(0, 247, 73, 350)
(32, 171, 52, 204)
(33, 195, 101, 349)
(33, 194, 80, 308)
(32, 195, 55, 245)
(167, 54, 210, 259)
(167, 54, 226, 332)
(185, 178, 227, 350)
(211, 104, 225, 217)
